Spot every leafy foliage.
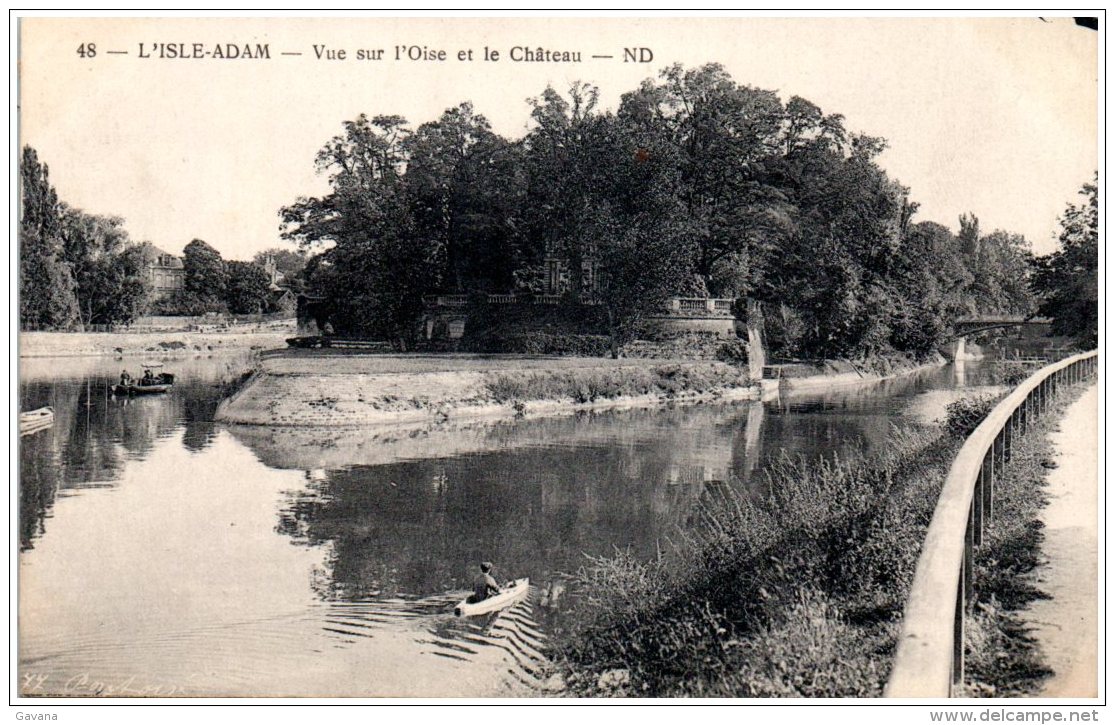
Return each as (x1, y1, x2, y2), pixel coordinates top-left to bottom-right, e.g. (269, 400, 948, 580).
(61, 211, 151, 326)
(19, 147, 79, 329)
(280, 65, 1039, 357)
(282, 114, 439, 348)
(20, 146, 152, 329)
(1033, 177, 1098, 347)
(181, 239, 229, 310)
(943, 394, 998, 438)
(555, 427, 957, 697)
(225, 260, 272, 314)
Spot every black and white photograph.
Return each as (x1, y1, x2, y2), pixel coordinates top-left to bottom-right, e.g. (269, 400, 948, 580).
(11, 12, 1101, 712)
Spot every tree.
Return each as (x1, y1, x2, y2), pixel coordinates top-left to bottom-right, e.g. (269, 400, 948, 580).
(84, 244, 151, 326)
(281, 113, 411, 249)
(277, 67, 1054, 361)
(282, 114, 438, 346)
(969, 229, 1035, 315)
(521, 82, 609, 299)
(60, 209, 151, 327)
(181, 239, 228, 312)
(225, 260, 272, 314)
(595, 202, 694, 357)
(958, 212, 980, 257)
(405, 102, 525, 292)
(888, 221, 974, 352)
(761, 132, 910, 358)
(618, 64, 795, 297)
(1033, 177, 1098, 347)
(20, 146, 79, 329)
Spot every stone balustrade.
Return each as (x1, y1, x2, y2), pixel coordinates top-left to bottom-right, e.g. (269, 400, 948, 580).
(422, 293, 737, 316)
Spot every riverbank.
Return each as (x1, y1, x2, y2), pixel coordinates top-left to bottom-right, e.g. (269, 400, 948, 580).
(216, 349, 953, 428)
(553, 421, 963, 696)
(774, 354, 948, 391)
(215, 351, 756, 427)
(19, 328, 294, 358)
(551, 367, 1090, 697)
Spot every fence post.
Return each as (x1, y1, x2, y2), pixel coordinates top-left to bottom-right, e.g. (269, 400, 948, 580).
(1004, 413, 1013, 462)
(973, 467, 985, 546)
(952, 564, 965, 695)
(983, 449, 994, 522)
(965, 504, 976, 609)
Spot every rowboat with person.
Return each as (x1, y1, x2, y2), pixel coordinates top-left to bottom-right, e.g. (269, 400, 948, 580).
(113, 366, 175, 396)
(454, 562, 530, 617)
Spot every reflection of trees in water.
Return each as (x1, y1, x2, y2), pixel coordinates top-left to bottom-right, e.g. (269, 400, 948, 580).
(179, 381, 224, 452)
(19, 380, 126, 550)
(749, 410, 889, 485)
(276, 442, 720, 602)
(265, 381, 954, 604)
(19, 432, 60, 551)
(18, 368, 232, 549)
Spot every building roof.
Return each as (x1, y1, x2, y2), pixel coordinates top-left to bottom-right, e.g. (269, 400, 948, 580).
(147, 246, 184, 269)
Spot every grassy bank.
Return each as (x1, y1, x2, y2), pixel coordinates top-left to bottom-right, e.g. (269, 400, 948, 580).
(484, 363, 749, 405)
(216, 353, 755, 427)
(552, 424, 959, 696)
(550, 380, 1076, 697)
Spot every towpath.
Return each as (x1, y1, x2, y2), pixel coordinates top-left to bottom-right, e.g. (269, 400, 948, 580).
(1023, 383, 1099, 697)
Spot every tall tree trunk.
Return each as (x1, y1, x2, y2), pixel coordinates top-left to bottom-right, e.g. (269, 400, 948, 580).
(606, 307, 620, 359)
(745, 297, 767, 381)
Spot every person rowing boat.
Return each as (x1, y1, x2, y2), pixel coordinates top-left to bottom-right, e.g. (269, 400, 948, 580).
(471, 561, 501, 603)
(455, 562, 529, 617)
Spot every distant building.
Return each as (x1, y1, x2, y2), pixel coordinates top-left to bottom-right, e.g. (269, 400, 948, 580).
(146, 248, 185, 299)
(261, 254, 285, 290)
(272, 288, 297, 315)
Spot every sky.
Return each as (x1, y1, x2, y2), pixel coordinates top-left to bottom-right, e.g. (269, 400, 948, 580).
(18, 15, 1099, 261)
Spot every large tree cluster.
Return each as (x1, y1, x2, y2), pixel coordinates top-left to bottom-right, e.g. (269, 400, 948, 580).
(20, 146, 285, 327)
(276, 64, 1039, 356)
(19, 147, 150, 330)
(156, 239, 276, 316)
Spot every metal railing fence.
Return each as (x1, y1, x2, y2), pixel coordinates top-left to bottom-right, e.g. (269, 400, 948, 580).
(885, 350, 1098, 697)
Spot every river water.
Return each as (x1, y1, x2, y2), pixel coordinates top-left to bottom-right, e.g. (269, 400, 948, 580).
(18, 355, 1004, 697)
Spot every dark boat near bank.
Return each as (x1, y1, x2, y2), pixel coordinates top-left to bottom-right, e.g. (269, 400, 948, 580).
(113, 372, 175, 396)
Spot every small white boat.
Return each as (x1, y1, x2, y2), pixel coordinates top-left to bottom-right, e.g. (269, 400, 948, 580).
(20, 407, 54, 436)
(454, 578, 530, 617)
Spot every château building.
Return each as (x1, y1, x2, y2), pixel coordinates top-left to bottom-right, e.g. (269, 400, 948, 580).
(145, 247, 185, 300)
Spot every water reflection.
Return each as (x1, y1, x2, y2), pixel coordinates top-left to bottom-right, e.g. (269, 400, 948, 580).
(20, 355, 1006, 696)
(259, 363, 1001, 613)
(18, 354, 253, 550)
(276, 438, 720, 601)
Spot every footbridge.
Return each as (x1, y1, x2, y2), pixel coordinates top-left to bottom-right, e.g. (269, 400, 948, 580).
(946, 316, 1052, 360)
(952, 315, 1051, 338)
